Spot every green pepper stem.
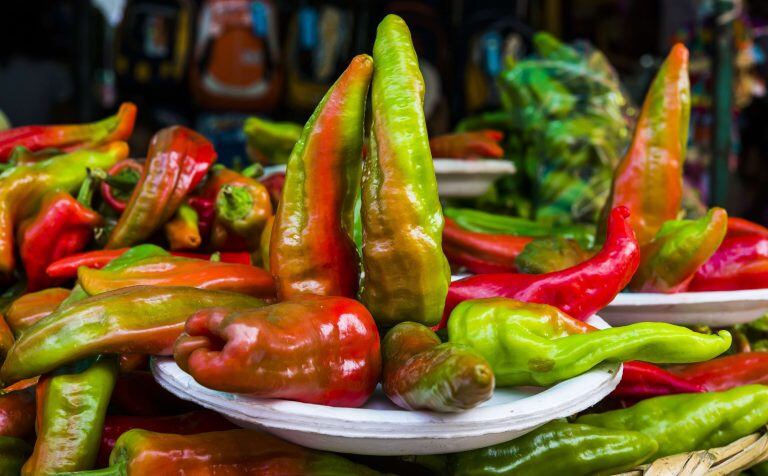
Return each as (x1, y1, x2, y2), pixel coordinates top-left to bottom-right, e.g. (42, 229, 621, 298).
(77, 170, 99, 206)
(216, 185, 253, 222)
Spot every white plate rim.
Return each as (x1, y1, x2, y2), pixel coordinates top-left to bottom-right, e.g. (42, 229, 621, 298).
(608, 288, 768, 307)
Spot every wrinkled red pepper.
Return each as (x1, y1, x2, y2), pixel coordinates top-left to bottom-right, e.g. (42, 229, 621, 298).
(726, 217, 768, 238)
(18, 191, 102, 291)
(429, 130, 505, 159)
(687, 235, 768, 292)
(442, 218, 533, 274)
(0, 103, 137, 162)
(668, 352, 768, 391)
(438, 206, 639, 329)
(611, 361, 705, 401)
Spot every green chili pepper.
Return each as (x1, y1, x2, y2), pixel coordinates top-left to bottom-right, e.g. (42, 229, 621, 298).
(448, 298, 731, 386)
(451, 420, 658, 476)
(243, 116, 303, 165)
(577, 385, 768, 458)
(0, 436, 32, 475)
(361, 14, 450, 326)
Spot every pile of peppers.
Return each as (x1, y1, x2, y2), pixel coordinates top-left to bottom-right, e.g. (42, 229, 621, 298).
(0, 15, 765, 476)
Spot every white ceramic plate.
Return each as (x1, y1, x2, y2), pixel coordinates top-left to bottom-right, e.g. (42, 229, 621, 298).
(152, 315, 619, 455)
(601, 289, 768, 327)
(263, 159, 515, 199)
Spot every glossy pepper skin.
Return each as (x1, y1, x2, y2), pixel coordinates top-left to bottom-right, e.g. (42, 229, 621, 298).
(448, 298, 731, 386)
(362, 15, 450, 326)
(577, 385, 768, 458)
(77, 255, 275, 299)
(0, 315, 12, 363)
(428, 130, 505, 159)
(727, 216, 768, 238)
(611, 361, 704, 401)
(18, 191, 102, 291)
(442, 218, 533, 274)
(440, 206, 639, 329)
(688, 234, 768, 291)
(451, 420, 658, 476)
(97, 410, 236, 467)
(668, 352, 768, 391)
(382, 322, 494, 412)
(0, 102, 136, 161)
(515, 236, 594, 274)
(601, 44, 690, 247)
(163, 203, 201, 250)
(175, 296, 381, 407)
(6, 288, 73, 335)
(68, 429, 379, 476)
(24, 356, 118, 475)
(630, 207, 728, 292)
(0, 436, 32, 475)
(0, 286, 263, 383)
(270, 55, 371, 300)
(0, 142, 127, 281)
(0, 386, 35, 438)
(106, 126, 216, 249)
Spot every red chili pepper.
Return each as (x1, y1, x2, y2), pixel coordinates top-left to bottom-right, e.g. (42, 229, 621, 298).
(687, 235, 768, 292)
(186, 196, 215, 240)
(438, 206, 639, 330)
(45, 249, 251, 280)
(429, 130, 505, 159)
(668, 352, 768, 391)
(442, 218, 533, 274)
(611, 361, 705, 400)
(259, 172, 285, 208)
(0, 103, 137, 161)
(100, 159, 143, 213)
(726, 217, 768, 238)
(97, 410, 236, 467)
(18, 191, 102, 291)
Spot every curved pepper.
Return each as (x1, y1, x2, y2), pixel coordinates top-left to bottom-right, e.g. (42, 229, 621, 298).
(0, 286, 263, 383)
(688, 234, 768, 291)
(174, 296, 380, 407)
(443, 218, 533, 274)
(270, 55, 371, 300)
(610, 361, 705, 401)
(18, 191, 103, 291)
(0, 436, 32, 475)
(429, 130, 505, 159)
(600, 44, 690, 247)
(0, 102, 136, 162)
(440, 206, 639, 329)
(668, 352, 768, 391)
(515, 236, 595, 274)
(163, 202, 201, 250)
(382, 322, 493, 412)
(100, 158, 142, 213)
(451, 420, 658, 476)
(630, 207, 728, 292)
(6, 291, 69, 337)
(106, 126, 216, 249)
(24, 356, 117, 475)
(0, 386, 35, 438)
(361, 15, 450, 326)
(77, 254, 275, 298)
(0, 142, 127, 282)
(448, 298, 731, 386)
(577, 385, 768, 458)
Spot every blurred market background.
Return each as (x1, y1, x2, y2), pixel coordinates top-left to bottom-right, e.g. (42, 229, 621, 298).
(0, 0, 763, 225)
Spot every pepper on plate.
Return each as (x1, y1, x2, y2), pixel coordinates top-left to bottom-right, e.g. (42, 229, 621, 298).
(688, 234, 768, 291)
(382, 321, 494, 412)
(361, 15, 450, 326)
(270, 55, 371, 300)
(429, 130, 505, 159)
(667, 352, 768, 391)
(610, 361, 705, 401)
(448, 298, 731, 386)
(442, 218, 533, 274)
(174, 296, 380, 407)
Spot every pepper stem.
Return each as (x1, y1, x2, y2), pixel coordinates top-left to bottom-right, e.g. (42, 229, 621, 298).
(77, 169, 99, 207)
(215, 185, 254, 222)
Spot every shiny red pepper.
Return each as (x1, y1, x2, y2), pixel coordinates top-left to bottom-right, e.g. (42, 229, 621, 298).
(442, 218, 533, 274)
(18, 191, 102, 291)
(726, 216, 768, 238)
(687, 235, 768, 292)
(438, 206, 639, 329)
(668, 352, 768, 391)
(611, 361, 705, 401)
(0, 103, 136, 162)
(186, 196, 215, 241)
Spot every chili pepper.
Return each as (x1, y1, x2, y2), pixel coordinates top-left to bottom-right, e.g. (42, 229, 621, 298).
(451, 420, 658, 476)
(0, 286, 263, 383)
(515, 236, 594, 274)
(6, 288, 69, 336)
(0, 102, 136, 161)
(163, 203, 201, 250)
(18, 191, 103, 291)
(96, 410, 236, 467)
(100, 159, 142, 213)
(106, 126, 216, 249)
(0, 386, 35, 439)
(600, 44, 690, 247)
(243, 116, 302, 165)
(0, 142, 127, 282)
(69, 429, 380, 475)
(109, 371, 196, 417)
(382, 322, 493, 412)
(688, 234, 768, 291)
(270, 55, 371, 300)
(442, 218, 533, 274)
(214, 183, 272, 250)
(0, 436, 32, 475)
(667, 352, 768, 391)
(727, 216, 768, 238)
(260, 171, 285, 208)
(440, 206, 639, 329)
(610, 361, 705, 401)
(448, 298, 731, 386)
(361, 16, 450, 327)
(175, 296, 380, 407)
(77, 254, 275, 298)
(24, 355, 118, 475)
(577, 385, 768, 458)
(429, 130, 505, 159)
(7, 146, 64, 165)
(630, 207, 728, 293)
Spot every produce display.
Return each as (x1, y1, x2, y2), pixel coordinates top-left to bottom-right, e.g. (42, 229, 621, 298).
(0, 12, 766, 476)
